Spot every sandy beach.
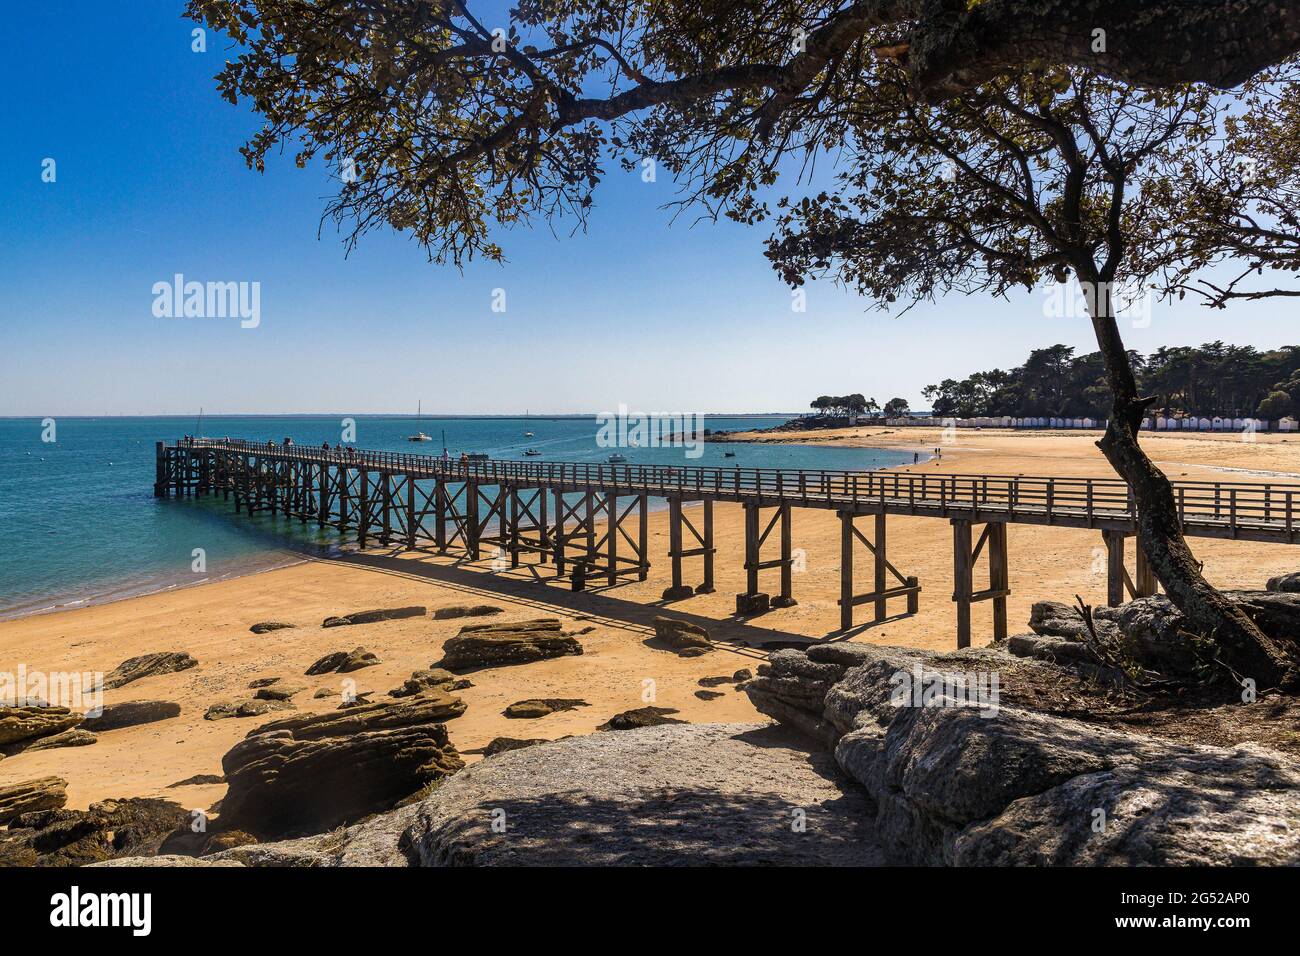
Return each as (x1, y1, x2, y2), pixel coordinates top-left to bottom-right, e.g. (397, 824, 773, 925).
(3, 427, 1299, 810)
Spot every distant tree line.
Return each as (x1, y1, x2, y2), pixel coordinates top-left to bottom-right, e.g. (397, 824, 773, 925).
(808, 396, 914, 418)
(921, 343, 1300, 421)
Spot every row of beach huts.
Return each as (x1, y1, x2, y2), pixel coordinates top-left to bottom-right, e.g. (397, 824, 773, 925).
(884, 415, 1299, 432)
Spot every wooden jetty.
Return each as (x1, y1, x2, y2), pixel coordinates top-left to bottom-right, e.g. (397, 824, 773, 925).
(156, 438, 1300, 647)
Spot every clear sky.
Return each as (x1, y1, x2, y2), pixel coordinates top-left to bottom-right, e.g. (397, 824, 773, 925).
(2, 2, 1294, 417)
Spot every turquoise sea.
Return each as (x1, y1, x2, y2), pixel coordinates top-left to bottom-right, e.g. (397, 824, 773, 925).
(0, 415, 913, 619)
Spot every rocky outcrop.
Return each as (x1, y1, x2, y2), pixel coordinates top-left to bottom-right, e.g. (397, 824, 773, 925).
(1268, 572, 1300, 593)
(305, 646, 381, 675)
(322, 606, 426, 627)
(81, 700, 180, 732)
(744, 640, 1300, 865)
(699, 668, 753, 688)
(25, 728, 97, 752)
(205, 699, 295, 720)
(215, 694, 465, 839)
(503, 698, 589, 719)
(406, 724, 883, 865)
(435, 618, 582, 671)
(102, 652, 197, 690)
(651, 616, 713, 655)
(1013, 593, 1300, 680)
(0, 777, 68, 824)
(177, 725, 881, 867)
(388, 668, 471, 698)
(598, 706, 686, 731)
(0, 797, 189, 866)
(250, 621, 295, 634)
(254, 684, 304, 702)
(432, 604, 503, 620)
(0, 706, 83, 754)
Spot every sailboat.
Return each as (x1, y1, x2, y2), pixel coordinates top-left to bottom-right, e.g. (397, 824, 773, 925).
(407, 401, 433, 442)
(523, 408, 534, 438)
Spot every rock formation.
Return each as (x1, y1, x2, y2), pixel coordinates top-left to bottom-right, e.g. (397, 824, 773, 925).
(503, 698, 589, 719)
(102, 651, 198, 690)
(322, 606, 426, 627)
(435, 618, 582, 670)
(215, 694, 466, 839)
(432, 604, 503, 620)
(651, 616, 713, 655)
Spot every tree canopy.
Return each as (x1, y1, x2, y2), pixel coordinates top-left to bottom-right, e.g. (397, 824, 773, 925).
(922, 342, 1300, 420)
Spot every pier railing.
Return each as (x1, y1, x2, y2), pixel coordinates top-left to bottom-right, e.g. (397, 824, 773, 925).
(183, 438, 1299, 540)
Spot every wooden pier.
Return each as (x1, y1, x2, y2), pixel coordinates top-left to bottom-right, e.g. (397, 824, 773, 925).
(156, 439, 1300, 647)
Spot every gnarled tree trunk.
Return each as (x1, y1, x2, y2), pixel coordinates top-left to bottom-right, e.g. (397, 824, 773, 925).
(1085, 281, 1299, 692)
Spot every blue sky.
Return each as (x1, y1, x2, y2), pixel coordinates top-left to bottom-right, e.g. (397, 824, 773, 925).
(2, 2, 1295, 417)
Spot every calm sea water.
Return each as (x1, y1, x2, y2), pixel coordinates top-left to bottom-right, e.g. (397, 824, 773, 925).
(0, 415, 913, 619)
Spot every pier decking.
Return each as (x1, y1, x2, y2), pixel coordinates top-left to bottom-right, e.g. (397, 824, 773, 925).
(156, 438, 1300, 646)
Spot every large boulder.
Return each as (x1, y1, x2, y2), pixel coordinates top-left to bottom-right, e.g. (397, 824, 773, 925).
(215, 694, 466, 839)
(744, 642, 1300, 865)
(1267, 572, 1300, 593)
(305, 646, 381, 675)
(322, 606, 426, 627)
(651, 617, 713, 655)
(0, 776, 68, 824)
(404, 724, 884, 866)
(81, 700, 180, 732)
(435, 618, 582, 671)
(102, 651, 197, 690)
(503, 699, 589, 719)
(0, 706, 83, 753)
(388, 668, 471, 698)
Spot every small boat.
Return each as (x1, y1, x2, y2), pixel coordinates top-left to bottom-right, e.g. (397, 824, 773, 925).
(408, 401, 433, 442)
(524, 409, 534, 438)
(607, 453, 627, 463)
(724, 451, 736, 458)
(524, 449, 542, 457)
(466, 452, 489, 462)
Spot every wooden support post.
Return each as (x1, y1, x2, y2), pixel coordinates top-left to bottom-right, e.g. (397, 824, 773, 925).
(1103, 529, 1126, 607)
(663, 498, 692, 600)
(700, 500, 715, 594)
(773, 503, 796, 608)
(552, 489, 566, 574)
(606, 492, 618, 587)
(744, 502, 760, 595)
(539, 489, 550, 564)
(1135, 539, 1158, 597)
(584, 492, 596, 564)
(406, 477, 416, 548)
(840, 511, 854, 632)
(380, 472, 392, 545)
(317, 463, 329, 528)
(435, 480, 448, 552)
(953, 519, 973, 649)
(509, 486, 521, 568)
(989, 521, 1009, 641)
(874, 512, 888, 622)
(638, 493, 649, 581)
(154, 442, 167, 498)
(337, 468, 350, 532)
(358, 469, 369, 548)
(466, 482, 480, 560)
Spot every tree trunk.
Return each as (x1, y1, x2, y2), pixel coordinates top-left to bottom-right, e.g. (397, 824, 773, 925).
(1084, 281, 1299, 692)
